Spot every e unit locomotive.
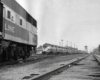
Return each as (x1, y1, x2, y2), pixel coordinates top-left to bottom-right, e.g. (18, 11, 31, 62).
(0, 0, 37, 61)
(42, 43, 72, 54)
(42, 43, 86, 54)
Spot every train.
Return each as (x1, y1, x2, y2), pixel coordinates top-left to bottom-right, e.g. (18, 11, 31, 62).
(38, 43, 86, 54)
(0, 0, 37, 61)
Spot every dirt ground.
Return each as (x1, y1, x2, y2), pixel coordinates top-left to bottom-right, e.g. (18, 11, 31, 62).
(0, 54, 87, 80)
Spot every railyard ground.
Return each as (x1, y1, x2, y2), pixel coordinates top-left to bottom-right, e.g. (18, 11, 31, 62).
(0, 53, 87, 80)
(49, 54, 100, 80)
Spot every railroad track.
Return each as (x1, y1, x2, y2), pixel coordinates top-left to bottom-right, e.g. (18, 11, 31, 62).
(22, 55, 88, 80)
(0, 54, 57, 66)
(0, 54, 85, 67)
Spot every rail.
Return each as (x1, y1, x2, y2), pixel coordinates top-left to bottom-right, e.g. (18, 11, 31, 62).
(23, 55, 88, 80)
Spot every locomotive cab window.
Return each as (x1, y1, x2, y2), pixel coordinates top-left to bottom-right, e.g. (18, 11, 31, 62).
(7, 10, 11, 19)
(11, 16, 14, 21)
(20, 18, 22, 26)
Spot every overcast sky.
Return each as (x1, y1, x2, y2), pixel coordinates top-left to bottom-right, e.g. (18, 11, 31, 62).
(16, 0, 100, 51)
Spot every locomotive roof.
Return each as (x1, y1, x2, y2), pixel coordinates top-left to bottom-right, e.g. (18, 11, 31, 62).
(43, 43, 78, 49)
(43, 43, 66, 48)
(1, 0, 37, 27)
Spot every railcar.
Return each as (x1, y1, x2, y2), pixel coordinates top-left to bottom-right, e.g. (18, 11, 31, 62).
(42, 43, 69, 54)
(42, 43, 86, 55)
(0, 0, 37, 61)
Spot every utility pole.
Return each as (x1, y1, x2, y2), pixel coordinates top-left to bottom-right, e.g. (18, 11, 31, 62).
(67, 41, 68, 47)
(61, 40, 63, 47)
(61, 40, 63, 54)
(70, 42, 72, 48)
(67, 41, 68, 53)
(74, 43, 75, 48)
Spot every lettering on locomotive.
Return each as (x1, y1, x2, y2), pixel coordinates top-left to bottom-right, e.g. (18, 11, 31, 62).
(5, 24, 15, 33)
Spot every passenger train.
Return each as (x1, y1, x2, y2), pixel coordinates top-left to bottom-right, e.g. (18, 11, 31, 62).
(41, 43, 86, 54)
(0, 0, 37, 61)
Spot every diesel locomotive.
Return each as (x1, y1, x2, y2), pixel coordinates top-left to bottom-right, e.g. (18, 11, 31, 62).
(43, 43, 77, 54)
(42, 43, 83, 54)
(0, 0, 37, 61)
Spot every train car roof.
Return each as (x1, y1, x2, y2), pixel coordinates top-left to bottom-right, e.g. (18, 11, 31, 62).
(1, 0, 37, 27)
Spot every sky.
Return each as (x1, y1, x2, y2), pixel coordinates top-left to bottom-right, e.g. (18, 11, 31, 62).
(16, 0, 100, 51)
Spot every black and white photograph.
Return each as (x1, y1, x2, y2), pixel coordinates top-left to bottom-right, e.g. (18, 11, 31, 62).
(0, 0, 100, 80)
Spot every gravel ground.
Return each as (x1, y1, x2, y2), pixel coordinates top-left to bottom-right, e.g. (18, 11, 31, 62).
(0, 54, 55, 67)
(49, 55, 100, 80)
(0, 54, 86, 80)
